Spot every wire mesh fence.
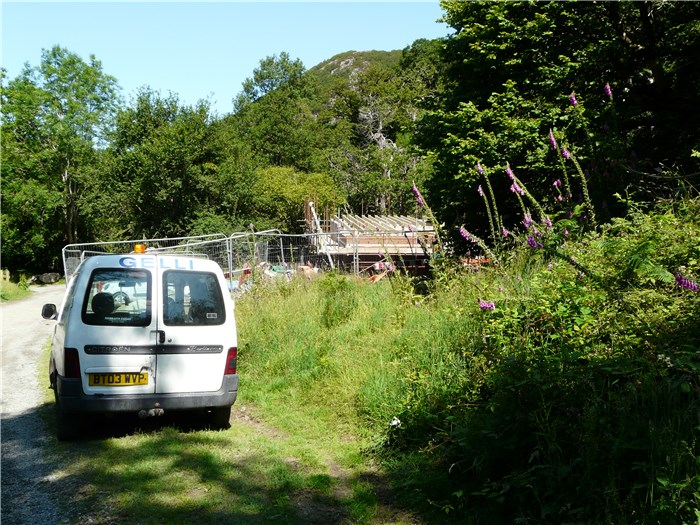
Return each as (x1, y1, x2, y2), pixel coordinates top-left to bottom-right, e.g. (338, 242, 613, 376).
(62, 234, 231, 282)
(62, 228, 435, 289)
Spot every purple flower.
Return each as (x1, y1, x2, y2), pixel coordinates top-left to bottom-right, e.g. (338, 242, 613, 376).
(527, 235, 542, 249)
(569, 92, 578, 106)
(549, 131, 558, 150)
(562, 147, 571, 160)
(563, 229, 569, 236)
(478, 300, 495, 310)
(477, 185, 484, 197)
(556, 194, 563, 202)
(506, 165, 515, 181)
(501, 227, 509, 237)
(553, 179, 561, 188)
(675, 273, 699, 292)
(412, 183, 424, 207)
(408, 225, 414, 232)
(477, 162, 484, 175)
(523, 213, 533, 228)
(604, 82, 612, 98)
(544, 217, 552, 228)
(459, 226, 473, 242)
(510, 182, 525, 196)
(249, 223, 255, 230)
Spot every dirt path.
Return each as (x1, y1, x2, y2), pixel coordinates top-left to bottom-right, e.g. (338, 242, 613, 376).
(1, 284, 67, 525)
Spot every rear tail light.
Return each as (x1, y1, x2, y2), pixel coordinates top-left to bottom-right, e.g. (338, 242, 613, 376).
(224, 347, 237, 375)
(65, 348, 81, 378)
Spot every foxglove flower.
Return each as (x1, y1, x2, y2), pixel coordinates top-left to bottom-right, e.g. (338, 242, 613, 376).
(510, 182, 525, 196)
(675, 273, 699, 292)
(523, 213, 533, 229)
(478, 300, 495, 310)
(569, 92, 578, 106)
(562, 147, 571, 160)
(412, 183, 424, 207)
(527, 235, 541, 249)
(477, 162, 484, 175)
(506, 165, 515, 181)
(544, 216, 552, 228)
(501, 227, 509, 237)
(549, 130, 558, 150)
(459, 226, 472, 242)
(553, 179, 561, 188)
(604, 82, 612, 98)
(477, 185, 484, 197)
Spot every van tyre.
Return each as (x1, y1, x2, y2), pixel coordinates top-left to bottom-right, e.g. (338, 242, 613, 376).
(208, 406, 231, 429)
(55, 400, 80, 441)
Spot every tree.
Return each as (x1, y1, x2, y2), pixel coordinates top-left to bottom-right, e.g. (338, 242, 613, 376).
(1, 46, 120, 272)
(233, 52, 306, 111)
(95, 89, 220, 239)
(252, 166, 344, 232)
(227, 54, 323, 171)
(320, 59, 431, 215)
(416, 1, 700, 240)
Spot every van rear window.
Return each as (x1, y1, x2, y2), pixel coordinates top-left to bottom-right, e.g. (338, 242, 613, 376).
(82, 269, 152, 326)
(163, 271, 225, 326)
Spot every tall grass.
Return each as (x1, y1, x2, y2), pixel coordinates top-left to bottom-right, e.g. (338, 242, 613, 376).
(236, 196, 700, 523)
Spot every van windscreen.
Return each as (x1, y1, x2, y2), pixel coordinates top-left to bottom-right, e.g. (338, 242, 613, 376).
(82, 269, 152, 326)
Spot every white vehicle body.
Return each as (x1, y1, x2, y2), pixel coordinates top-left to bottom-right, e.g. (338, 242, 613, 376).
(42, 251, 238, 439)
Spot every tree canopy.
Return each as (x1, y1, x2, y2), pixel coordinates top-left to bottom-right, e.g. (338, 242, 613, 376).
(1, 1, 698, 273)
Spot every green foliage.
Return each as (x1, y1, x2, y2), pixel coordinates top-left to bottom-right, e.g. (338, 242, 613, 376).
(237, 194, 700, 524)
(95, 89, 220, 238)
(1, 46, 120, 271)
(252, 167, 344, 232)
(318, 273, 358, 328)
(420, 1, 700, 240)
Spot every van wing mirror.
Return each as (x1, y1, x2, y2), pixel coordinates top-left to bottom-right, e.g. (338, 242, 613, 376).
(41, 304, 58, 320)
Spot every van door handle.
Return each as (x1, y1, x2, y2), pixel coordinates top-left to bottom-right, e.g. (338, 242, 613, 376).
(157, 330, 166, 344)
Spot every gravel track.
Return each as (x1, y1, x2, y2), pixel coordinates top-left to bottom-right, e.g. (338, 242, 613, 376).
(1, 284, 67, 525)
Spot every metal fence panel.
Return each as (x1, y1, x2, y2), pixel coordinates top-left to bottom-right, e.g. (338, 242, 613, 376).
(61, 228, 434, 288)
(62, 234, 230, 283)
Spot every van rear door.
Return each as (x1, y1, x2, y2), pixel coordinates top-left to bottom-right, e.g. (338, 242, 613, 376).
(156, 259, 232, 394)
(79, 266, 156, 395)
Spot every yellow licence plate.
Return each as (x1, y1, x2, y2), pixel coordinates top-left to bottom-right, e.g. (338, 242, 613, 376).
(89, 372, 148, 387)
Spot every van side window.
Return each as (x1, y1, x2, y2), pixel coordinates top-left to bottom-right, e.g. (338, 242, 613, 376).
(163, 271, 225, 326)
(82, 269, 151, 326)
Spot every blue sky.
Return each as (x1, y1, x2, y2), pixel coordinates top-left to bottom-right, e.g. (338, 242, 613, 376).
(2, 1, 450, 116)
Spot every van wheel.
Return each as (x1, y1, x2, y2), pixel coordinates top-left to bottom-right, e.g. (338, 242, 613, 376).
(207, 406, 231, 429)
(55, 399, 80, 441)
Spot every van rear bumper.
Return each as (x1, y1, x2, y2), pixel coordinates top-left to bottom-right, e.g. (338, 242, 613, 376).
(56, 375, 238, 413)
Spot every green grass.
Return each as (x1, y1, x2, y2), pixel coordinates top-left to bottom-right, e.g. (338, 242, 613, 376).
(39, 277, 424, 524)
(36, 198, 700, 524)
(0, 278, 31, 302)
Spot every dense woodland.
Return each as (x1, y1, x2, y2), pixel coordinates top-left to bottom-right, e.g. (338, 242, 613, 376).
(3, 1, 698, 273)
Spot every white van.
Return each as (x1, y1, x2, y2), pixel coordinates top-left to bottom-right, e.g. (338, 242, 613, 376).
(42, 248, 238, 440)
